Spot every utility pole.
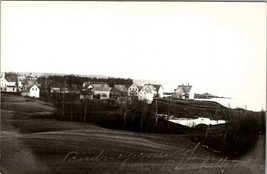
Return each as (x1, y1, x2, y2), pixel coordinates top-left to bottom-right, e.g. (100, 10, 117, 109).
(84, 97, 87, 123)
(168, 97, 171, 116)
(61, 77, 66, 120)
(155, 99, 158, 115)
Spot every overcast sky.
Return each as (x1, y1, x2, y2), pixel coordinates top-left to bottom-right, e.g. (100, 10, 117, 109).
(1, 2, 266, 110)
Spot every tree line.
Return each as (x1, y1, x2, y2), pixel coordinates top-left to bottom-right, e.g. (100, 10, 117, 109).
(37, 75, 133, 90)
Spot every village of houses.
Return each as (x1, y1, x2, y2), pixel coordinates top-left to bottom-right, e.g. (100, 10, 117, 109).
(0, 72, 194, 103)
(0, 72, 226, 127)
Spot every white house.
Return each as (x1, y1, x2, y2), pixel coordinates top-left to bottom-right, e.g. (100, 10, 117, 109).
(150, 84, 164, 98)
(6, 82, 17, 92)
(143, 84, 157, 97)
(172, 83, 194, 100)
(0, 73, 7, 91)
(128, 84, 142, 97)
(93, 86, 111, 99)
(138, 86, 154, 104)
(21, 84, 40, 98)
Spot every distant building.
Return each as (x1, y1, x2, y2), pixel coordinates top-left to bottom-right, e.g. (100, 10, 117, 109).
(4, 73, 18, 92)
(93, 86, 111, 100)
(6, 82, 17, 92)
(110, 85, 128, 98)
(26, 73, 37, 81)
(143, 84, 157, 97)
(0, 73, 7, 91)
(138, 85, 154, 104)
(128, 84, 142, 97)
(80, 82, 111, 100)
(21, 84, 40, 98)
(150, 84, 164, 98)
(50, 87, 61, 93)
(172, 83, 194, 100)
(82, 81, 109, 88)
(80, 89, 93, 100)
(60, 87, 71, 93)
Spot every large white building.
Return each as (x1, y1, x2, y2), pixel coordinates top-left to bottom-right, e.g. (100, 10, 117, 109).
(138, 85, 154, 104)
(6, 82, 17, 92)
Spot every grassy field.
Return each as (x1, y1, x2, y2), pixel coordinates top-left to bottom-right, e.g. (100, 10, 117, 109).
(0, 94, 265, 174)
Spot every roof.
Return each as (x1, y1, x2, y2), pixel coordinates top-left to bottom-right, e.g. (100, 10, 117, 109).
(176, 86, 185, 94)
(129, 83, 142, 90)
(18, 76, 26, 81)
(140, 86, 153, 93)
(94, 87, 111, 92)
(21, 79, 29, 85)
(26, 84, 36, 90)
(82, 81, 109, 88)
(5, 76, 17, 82)
(82, 83, 92, 89)
(21, 84, 38, 92)
(177, 84, 192, 93)
(27, 80, 36, 86)
(89, 81, 106, 84)
(144, 84, 157, 93)
(150, 84, 163, 92)
(114, 85, 128, 93)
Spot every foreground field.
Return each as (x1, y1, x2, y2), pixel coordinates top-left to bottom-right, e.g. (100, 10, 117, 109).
(0, 94, 265, 174)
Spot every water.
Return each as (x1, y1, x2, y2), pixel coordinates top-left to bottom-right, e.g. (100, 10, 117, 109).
(195, 98, 264, 112)
(161, 83, 265, 112)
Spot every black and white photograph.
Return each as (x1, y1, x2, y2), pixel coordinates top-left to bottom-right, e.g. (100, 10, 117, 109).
(0, 1, 266, 174)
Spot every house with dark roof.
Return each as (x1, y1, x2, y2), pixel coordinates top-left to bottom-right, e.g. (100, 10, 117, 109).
(110, 85, 128, 98)
(4, 74, 18, 92)
(93, 86, 112, 99)
(172, 83, 194, 100)
(21, 84, 40, 98)
(80, 82, 111, 100)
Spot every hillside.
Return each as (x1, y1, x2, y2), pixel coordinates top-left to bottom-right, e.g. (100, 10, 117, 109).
(0, 94, 265, 174)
